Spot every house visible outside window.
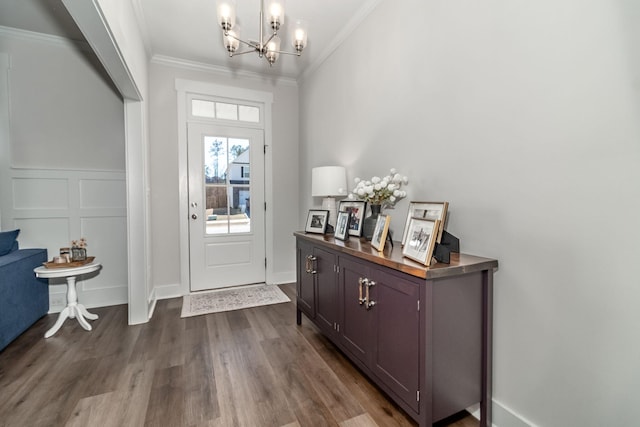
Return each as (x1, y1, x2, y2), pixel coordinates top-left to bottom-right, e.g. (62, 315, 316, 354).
(242, 166, 250, 178)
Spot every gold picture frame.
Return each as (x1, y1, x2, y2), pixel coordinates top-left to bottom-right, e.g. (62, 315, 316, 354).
(401, 201, 448, 246)
(371, 214, 391, 252)
(402, 218, 440, 265)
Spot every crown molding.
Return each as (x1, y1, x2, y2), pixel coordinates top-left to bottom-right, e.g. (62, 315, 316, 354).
(0, 25, 91, 51)
(151, 54, 298, 87)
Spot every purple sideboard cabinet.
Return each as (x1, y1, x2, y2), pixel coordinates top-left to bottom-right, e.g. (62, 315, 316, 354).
(295, 232, 498, 427)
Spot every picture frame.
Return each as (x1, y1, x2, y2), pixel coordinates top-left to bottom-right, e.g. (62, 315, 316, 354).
(334, 211, 351, 241)
(305, 209, 330, 234)
(402, 218, 440, 266)
(371, 214, 391, 252)
(338, 200, 367, 237)
(401, 201, 449, 246)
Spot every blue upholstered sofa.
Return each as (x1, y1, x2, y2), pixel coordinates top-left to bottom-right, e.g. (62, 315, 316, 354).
(0, 229, 49, 351)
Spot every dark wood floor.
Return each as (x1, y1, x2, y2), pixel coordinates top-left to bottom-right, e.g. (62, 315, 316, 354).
(0, 283, 477, 427)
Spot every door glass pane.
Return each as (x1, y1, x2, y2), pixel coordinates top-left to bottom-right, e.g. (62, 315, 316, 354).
(239, 105, 260, 122)
(192, 99, 215, 118)
(216, 102, 238, 120)
(204, 136, 251, 235)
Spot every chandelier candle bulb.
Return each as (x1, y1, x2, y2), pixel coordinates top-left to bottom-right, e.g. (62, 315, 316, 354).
(217, 1, 236, 31)
(266, 36, 281, 65)
(293, 20, 308, 52)
(268, 1, 284, 30)
(224, 30, 240, 54)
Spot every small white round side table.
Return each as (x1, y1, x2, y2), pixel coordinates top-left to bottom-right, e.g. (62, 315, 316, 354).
(34, 261, 102, 338)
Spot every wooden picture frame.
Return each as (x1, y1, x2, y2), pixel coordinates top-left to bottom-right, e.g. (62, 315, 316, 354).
(371, 214, 391, 252)
(402, 218, 440, 266)
(338, 200, 367, 237)
(401, 201, 449, 246)
(334, 211, 350, 241)
(305, 209, 330, 234)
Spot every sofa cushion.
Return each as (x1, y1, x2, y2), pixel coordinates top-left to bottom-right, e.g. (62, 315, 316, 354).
(0, 229, 20, 256)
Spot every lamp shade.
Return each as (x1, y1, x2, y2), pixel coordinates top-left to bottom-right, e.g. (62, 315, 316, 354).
(311, 166, 347, 197)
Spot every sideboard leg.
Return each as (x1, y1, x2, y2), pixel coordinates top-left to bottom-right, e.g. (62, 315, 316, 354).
(481, 269, 494, 427)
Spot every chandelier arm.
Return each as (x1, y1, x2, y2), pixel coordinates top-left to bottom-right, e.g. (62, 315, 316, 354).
(263, 32, 276, 47)
(224, 32, 259, 50)
(275, 50, 303, 56)
(229, 49, 260, 56)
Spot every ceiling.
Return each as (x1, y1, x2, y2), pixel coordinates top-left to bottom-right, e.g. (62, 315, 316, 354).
(0, 0, 382, 80)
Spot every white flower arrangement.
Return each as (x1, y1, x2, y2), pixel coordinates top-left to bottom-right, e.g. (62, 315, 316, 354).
(348, 168, 409, 207)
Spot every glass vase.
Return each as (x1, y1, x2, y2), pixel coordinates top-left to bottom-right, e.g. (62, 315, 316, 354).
(362, 204, 381, 240)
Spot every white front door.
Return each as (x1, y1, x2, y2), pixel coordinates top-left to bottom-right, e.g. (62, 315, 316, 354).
(188, 123, 265, 291)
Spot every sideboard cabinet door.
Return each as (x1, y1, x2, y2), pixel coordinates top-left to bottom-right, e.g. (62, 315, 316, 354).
(370, 268, 420, 412)
(338, 256, 373, 368)
(314, 247, 338, 337)
(296, 239, 315, 319)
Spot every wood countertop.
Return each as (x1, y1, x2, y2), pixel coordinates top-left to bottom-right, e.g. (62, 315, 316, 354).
(294, 232, 498, 280)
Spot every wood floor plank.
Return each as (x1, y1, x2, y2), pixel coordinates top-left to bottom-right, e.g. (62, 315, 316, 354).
(340, 413, 380, 427)
(0, 283, 479, 427)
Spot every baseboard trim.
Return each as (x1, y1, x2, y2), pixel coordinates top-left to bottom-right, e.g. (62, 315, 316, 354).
(147, 287, 157, 320)
(468, 400, 536, 427)
(269, 270, 295, 285)
(154, 282, 183, 300)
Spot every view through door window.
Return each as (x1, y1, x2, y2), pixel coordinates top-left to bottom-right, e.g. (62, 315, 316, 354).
(204, 136, 251, 235)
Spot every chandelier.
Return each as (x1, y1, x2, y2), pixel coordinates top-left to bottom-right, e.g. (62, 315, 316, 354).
(216, 0, 308, 66)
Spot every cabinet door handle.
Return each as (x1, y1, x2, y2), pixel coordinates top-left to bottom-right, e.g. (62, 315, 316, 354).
(305, 255, 317, 274)
(365, 280, 376, 310)
(358, 277, 368, 305)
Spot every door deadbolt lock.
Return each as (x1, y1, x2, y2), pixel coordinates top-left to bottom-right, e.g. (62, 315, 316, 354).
(191, 213, 198, 220)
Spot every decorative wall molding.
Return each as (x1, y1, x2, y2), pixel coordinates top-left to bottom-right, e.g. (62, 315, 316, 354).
(152, 54, 298, 87)
(4, 168, 128, 313)
(0, 25, 91, 51)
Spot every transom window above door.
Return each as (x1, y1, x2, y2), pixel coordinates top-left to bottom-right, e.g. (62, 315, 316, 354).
(190, 97, 260, 124)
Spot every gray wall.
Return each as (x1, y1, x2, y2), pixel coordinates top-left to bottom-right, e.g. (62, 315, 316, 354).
(148, 60, 299, 293)
(298, 0, 640, 425)
(0, 28, 128, 311)
(0, 30, 125, 170)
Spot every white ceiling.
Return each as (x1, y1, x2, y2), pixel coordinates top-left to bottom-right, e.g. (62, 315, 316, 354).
(0, 0, 382, 80)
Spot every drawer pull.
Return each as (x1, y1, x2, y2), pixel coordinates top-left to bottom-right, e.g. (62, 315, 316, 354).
(365, 280, 376, 310)
(305, 255, 317, 274)
(358, 277, 368, 305)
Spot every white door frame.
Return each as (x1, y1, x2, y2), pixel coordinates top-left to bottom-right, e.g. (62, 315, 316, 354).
(176, 79, 274, 296)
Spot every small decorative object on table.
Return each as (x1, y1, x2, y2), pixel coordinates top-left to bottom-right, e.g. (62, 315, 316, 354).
(305, 210, 330, 234)
(371, 214, 391, 251)
(348, 168, 408, 240)
(334, 211, 351, 241)
(71, 237, 87, 261)
(338, 200, 366, 237)
(402, 218, 440, 266)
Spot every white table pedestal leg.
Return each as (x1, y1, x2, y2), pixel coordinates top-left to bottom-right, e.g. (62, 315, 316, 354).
(44, 275, 99, 338)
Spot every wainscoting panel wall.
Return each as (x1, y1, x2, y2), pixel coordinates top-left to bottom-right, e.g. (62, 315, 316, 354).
(7, 169, 128, 313)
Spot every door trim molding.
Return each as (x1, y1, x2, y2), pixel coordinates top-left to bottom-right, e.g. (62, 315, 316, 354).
(176, 79, 274, 296)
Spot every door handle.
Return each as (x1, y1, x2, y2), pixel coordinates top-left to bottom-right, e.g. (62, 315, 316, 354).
(191, 213, 198, 220)
(358, 277, 368, 305)
(305, 255, 317, 274)
(365, 280, 376, 310)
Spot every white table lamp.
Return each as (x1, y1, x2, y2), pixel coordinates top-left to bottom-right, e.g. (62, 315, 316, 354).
(312, 166, 347, 228)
